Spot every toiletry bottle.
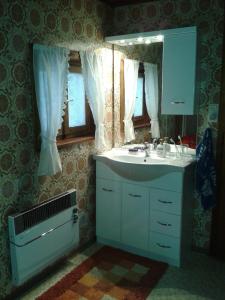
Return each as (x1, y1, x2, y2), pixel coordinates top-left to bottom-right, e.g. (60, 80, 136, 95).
(163, 137, 171, 153)
(156, 139, 164, 157)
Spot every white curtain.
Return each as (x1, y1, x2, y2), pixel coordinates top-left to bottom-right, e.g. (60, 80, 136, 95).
(144, 63, 160, 138)
(33, 44, 69, 176)
(80, 49, 106, 150)
(123, 58, 139, 143)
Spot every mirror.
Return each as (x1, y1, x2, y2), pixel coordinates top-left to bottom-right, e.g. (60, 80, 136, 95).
(107, 29, 197, 146)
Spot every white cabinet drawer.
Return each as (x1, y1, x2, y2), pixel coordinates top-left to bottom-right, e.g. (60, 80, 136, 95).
(149, 232, 180, 260)
(150, 211, 181, 238)
(150, 189, 182, 215)
(96, 179, 121, 242)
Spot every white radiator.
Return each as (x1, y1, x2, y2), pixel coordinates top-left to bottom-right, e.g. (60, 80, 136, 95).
(8, 189, 79, 286)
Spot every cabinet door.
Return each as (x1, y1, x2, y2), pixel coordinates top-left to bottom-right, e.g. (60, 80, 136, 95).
(121, 183, 149, 250)
(162, 29, 196, 115)
(96, 179, 121, 241)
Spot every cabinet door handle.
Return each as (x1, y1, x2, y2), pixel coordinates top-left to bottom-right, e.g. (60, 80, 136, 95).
(157, 221, 172, 227)
(158, 199, 172, 204)
(73, 215, 78, 223)
(128, 193, 141, 198)
(170, 101, 185, 104)
(156, 243, 171, 249)
(102, 188, 113, 192)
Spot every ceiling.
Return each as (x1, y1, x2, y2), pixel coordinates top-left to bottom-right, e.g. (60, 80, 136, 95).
(99, 0, 155, 7)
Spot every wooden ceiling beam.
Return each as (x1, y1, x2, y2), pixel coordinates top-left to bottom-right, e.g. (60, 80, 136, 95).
(99, 0, 155, 7)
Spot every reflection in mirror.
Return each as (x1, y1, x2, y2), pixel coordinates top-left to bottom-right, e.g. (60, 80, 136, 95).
(114, 42, 197, 145)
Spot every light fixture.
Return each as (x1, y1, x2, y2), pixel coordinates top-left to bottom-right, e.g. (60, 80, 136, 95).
(137, 37, 143, 42)
(156, 35, 164, 42)
(105, 31, 165, 46)
(105, 27, 195, 47)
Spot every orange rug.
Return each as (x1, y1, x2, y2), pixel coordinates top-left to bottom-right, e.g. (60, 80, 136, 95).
(37, 246, 168, 300)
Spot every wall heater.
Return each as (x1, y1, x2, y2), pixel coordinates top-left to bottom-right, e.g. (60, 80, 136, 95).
(8, 189, 79, 286)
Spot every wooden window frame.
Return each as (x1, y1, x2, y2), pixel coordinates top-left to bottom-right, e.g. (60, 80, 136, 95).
(57, 51, 95, 142)
(132, 62, 150, 128)
(120, 60, 150, 133)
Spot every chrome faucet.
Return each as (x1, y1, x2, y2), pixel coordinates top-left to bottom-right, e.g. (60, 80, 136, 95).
(152, 138, 158, 150)
(143, 142, 150, 157)
(145, 148, 150, 157)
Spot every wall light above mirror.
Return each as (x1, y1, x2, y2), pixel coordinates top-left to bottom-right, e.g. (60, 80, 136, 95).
(105, 31, 164, 46)
(105, 26, 195, 47)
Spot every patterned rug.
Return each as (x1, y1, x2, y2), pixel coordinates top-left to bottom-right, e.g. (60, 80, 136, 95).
(37, 246, 168, 300)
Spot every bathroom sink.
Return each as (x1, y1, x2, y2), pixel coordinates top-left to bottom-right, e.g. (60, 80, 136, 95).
(113, 153, 164, 163)
(96, 146, 195, 166)
(94, 145, 196, 181)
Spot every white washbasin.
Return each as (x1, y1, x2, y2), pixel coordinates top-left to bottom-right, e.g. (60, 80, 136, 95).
(94, 145, 196, 181)
(96, 146, 195, 166)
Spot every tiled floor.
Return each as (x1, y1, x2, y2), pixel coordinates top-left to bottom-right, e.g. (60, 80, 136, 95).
(17, 243, 225, 300)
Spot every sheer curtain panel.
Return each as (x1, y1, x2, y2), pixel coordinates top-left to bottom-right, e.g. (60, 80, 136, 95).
(144, 63, 160, 138)
(33, 44, 69, 176)
(80, 49, 106, 150)
(123, 59, 139, 143)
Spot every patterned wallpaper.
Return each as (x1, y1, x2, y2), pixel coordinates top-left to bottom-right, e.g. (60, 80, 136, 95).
(0, 0, 224, 297)
(112, 0, 224, 251)
(0, 0, 113, 297)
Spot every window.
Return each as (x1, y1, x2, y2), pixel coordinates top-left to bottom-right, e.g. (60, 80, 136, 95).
(120, 61, 150, 131)
(57, 51, 95, 143)
(134, 76, 144, 117)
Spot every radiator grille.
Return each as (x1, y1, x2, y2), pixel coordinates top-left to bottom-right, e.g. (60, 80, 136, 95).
(13, 190, 76, 235)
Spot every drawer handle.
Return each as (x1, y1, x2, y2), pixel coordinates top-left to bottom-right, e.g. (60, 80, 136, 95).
(102, 188, 113, 192)
(158, 199, 172, 204)
(157, 221, 172, 227)
(170, 101, 185, 104)
(128, 193, 141, 198)
(156, 243, 171, 249)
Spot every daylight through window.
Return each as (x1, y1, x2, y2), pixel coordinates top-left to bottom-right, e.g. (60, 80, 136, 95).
(57, 51, 95, 141)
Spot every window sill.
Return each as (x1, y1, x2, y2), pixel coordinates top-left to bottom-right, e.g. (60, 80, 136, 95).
(134, 123, 151, 129)
(57, 136, 95, 148)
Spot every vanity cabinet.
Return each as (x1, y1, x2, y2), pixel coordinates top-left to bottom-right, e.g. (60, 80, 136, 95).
(96, 161, 194, 267)
(162, 26, 197, 115)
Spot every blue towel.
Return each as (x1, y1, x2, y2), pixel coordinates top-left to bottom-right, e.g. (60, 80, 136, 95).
(196, 128, 216, 210)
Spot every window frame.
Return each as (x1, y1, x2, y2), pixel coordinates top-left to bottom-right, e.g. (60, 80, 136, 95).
(132, 62, 150, 128)
(57, 51, 95, 142)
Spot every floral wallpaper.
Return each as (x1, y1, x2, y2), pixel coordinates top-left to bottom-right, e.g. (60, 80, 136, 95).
(0, 0, 224, 298)
(112, 0, 224, 251)
(0, 0, 113, 297)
